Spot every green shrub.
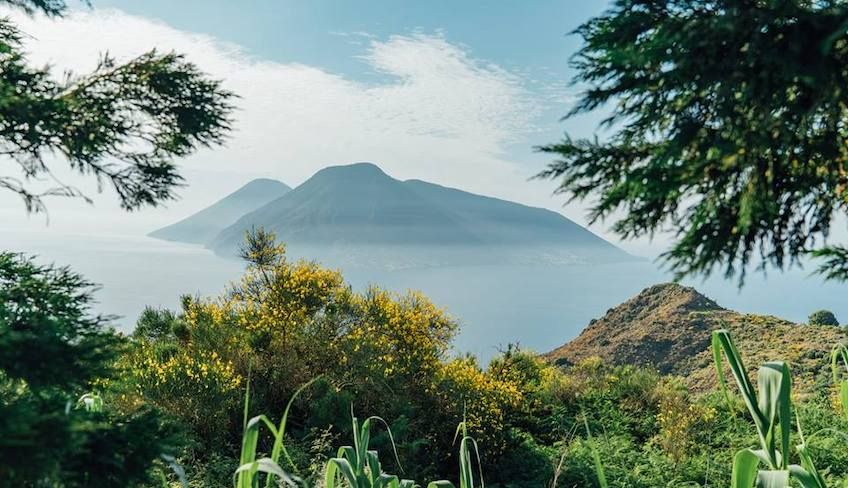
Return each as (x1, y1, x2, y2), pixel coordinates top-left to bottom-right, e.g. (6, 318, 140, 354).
(0, 252, 180, 486)
(809, 310, 839, 326)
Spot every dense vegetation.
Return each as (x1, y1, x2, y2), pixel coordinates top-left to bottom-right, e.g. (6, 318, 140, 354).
(6, 231, 848, 487)
(0, 253, 181, 486)
(7, 0, 848, 486)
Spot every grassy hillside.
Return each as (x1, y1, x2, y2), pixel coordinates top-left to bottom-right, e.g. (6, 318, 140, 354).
(546, 283, 844, 394)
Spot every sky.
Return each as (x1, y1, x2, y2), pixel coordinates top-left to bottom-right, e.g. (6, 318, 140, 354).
(0, 1, 677, 254)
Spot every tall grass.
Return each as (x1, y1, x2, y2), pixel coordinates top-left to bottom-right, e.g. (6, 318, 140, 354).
(426, 421, 484, 488)
(234, 378, 318, 487)
(581, 413, 607, 488)
(323, 411, 415, 488)
(234, 381, 484, 488)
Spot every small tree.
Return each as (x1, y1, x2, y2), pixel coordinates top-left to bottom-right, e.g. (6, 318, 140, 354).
(808, 310, 839, 327)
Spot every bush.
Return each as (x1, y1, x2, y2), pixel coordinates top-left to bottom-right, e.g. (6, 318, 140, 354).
(809, 310, 839, 326)
(0, 252, 179, 486)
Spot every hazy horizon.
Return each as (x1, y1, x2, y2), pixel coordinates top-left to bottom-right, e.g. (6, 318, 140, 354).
(4, 0, 848, 362)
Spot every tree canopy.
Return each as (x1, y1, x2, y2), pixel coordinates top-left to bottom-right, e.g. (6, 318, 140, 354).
(539, 0, 848, 282)
(808, 309, 839, 326)
(0, 0, 234, 213)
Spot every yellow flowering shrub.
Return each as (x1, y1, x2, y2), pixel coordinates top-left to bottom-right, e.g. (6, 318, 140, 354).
(230, 258, 347, 338)
(435, 357, 523, 455)
(651, 378, 716, 462)
(131, 345, 242, 395)
(340, 287, 456, 382)
(121, 230, 467, 465)
(120, 338, 243, 447)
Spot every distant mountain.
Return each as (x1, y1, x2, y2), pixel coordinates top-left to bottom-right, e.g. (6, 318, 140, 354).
(545, 283, 840, 393)
(206, 162, 631, 265)
(149, 178, 291, 244)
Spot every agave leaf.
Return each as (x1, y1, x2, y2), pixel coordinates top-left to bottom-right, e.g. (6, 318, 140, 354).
(749, 449, 781, 468)
(242, 366, 253, 430)
(325, 457, 359, 488)
(830, 345, 848, 420)
(731, 449, 759, 488)
(364, 415, 406, 473)
(790, 464, 825, 488)
(793, 440, 827, 488)
(236, 416, 261, 488)
(713, 330, 783, 468)
(235, 458, 297, 487)
(756, 470, 790, 488)
(375, 473, 402, 488)
(338, 445, 357, 461)
(368, 450, 382, 485)
(266, 377, 321, 487)
(840, 382, 848, 420)
(359, 417, 372, 468)
(582, 414, 608, 488)
(757, 361, 792, 469)
(713, 330, 762, 426)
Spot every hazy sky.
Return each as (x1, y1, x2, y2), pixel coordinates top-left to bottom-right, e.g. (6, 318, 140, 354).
(1, 1, 679, 254)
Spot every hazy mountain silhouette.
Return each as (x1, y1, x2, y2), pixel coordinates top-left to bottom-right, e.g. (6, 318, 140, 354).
(149, 178, 291, 244)
(204, 162, 631, 266)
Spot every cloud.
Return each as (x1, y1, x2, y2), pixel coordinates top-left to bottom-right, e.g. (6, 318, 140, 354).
(1, 7, 570, 234)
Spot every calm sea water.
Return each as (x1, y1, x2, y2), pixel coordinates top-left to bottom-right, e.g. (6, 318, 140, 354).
(4, 230, 846, 361)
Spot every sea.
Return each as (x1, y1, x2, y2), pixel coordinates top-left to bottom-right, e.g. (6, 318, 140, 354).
(4, 230, 846, 362)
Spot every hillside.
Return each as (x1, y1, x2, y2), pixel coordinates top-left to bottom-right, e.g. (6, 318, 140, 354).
(149, 178, 290, 244)
(545, 283, 844, 393)
(206, 162, 630, 265)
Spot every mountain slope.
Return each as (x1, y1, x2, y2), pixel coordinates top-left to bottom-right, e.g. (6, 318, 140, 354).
(545, 283, 843, 393)
(403, 178, 625, 258)
(208, 162, 631, 265)
(149, 178, 290, 244)
(210, 163, 480, 249)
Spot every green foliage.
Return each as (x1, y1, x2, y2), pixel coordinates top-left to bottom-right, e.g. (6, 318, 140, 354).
(234, 378, 317, 488)
(135, 306, 186, 341)
(109, 238, 848, 487)
(233, 377, 484, 488)
(809, 310, 840, 327)
(4, 0, 70, 16)
(831, 344, 848, 420)
(323, 414, 415, 488)
(539, 0, 848, 282)
(0, 252, 119, 389)
(713, 329, 826, 487)
(0, 252, 180, 486)
(0, 0, 234, 213)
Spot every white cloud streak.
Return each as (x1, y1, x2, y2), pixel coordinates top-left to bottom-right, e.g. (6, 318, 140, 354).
(0, 8, 562, 230)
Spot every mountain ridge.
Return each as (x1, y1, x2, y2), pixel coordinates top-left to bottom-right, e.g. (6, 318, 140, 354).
(205, 162, 632, 266)
(149, 178, 291, 244)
